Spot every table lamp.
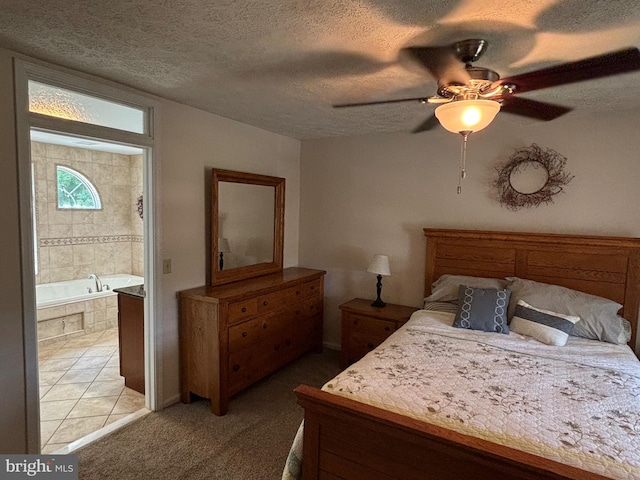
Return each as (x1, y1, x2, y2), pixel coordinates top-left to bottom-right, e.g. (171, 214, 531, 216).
(367, 254, 391, 307)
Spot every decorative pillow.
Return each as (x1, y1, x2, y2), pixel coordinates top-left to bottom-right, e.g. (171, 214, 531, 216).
(506, 277, 627, 345)
(453, 286, 511, 334)
(510, 300, 580, 346)
(425, 275, 509, 303)
(422, 301, 458, 314)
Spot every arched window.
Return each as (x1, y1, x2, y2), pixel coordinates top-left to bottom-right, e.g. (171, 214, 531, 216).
(56, 165, 102, 209)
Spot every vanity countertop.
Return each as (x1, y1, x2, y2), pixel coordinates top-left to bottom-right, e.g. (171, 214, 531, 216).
(113, 284, 145, 298)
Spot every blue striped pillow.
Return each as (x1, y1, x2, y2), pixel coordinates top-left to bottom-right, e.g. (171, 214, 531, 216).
(510, 300, 580, 346)
(423, 301, 458, 314)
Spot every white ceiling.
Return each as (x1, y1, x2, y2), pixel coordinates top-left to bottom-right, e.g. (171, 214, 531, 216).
(0, 0, 638, 139)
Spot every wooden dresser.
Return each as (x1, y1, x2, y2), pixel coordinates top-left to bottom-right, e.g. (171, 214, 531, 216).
(179, 267, 325, 415)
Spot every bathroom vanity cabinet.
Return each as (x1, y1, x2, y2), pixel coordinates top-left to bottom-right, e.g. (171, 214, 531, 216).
(179, 267, 325, 415)
(115, 286, 145, 394)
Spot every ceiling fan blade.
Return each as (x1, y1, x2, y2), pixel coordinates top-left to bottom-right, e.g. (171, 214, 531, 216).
(403, 46, 471, 86)
(495, 47, 640, 94)
(333, 97, 429, 108)
(411, 114, 439, 133)
(500, 96, 572, 121)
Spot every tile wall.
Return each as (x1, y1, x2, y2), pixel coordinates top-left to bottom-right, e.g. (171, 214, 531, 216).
(31, 142, 144, 285)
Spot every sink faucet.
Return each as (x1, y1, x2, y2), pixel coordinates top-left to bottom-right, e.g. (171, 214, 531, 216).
(89, 273, 103, 292)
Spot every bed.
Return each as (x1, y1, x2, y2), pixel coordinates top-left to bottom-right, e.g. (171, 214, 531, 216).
(286, 228, 640, 480)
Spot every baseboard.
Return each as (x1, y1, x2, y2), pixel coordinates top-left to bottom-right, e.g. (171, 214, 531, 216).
(163, 393, 181, 408)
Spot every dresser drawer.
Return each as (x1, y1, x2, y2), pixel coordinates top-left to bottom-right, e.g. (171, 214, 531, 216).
(228, 298, 258, 324)
(303, 297, 323, 318)
(228, 347, 274, 395)
(228, 316, 268, 352)
(348, 314, 395, 336)
(257, 286, 299, 314)
(303, 278, 322, 298)
(228, 329, 306, 395)
(228, 310, 293, 352)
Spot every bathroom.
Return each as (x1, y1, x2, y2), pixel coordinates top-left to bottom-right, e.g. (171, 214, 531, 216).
(33, 133, 146, 453)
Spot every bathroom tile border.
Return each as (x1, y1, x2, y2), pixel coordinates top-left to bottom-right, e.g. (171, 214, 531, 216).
(40, 235, 144, 247)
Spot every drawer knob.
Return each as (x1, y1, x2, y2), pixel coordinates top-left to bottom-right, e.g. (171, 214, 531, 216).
(367, 343, 374, 350)
(310, 286, 315, 290)
(242, 332, 248, 337)
(285, 339, 291, 346)
(385, 326, 390, 331)
(263, 301, 268, 306)
(263, 322, 268, 329)
(353, 319, 359, 326)
(295, 310, 301, 316)
(296, 290, 301, 295)
(274, 344, 280, 351)
(241, 307, 247, 313)
(232, 364, 240, 372)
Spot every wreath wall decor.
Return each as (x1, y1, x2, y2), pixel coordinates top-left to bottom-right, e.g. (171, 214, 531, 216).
(494, 144, 573, 211)
(136, 194, 144, 220)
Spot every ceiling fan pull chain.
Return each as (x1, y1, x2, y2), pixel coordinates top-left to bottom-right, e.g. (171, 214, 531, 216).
(457, 150, 463, 194)
(457, 131, 471, 194)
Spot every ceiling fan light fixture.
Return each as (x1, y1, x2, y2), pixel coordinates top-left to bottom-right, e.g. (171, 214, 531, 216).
(435, 99, 501, 134)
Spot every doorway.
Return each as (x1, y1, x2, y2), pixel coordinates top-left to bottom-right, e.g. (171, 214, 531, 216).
(32, 131, 147, 452)
(14, 60, 161, 453)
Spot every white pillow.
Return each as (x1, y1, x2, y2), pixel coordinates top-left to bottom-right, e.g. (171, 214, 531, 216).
(510, 300, 580, 346)
(506, 277, 628, 345)
(425, 274, 509, 303)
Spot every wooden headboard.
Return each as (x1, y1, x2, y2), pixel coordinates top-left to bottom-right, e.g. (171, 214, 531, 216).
(423, 228, 640, 353)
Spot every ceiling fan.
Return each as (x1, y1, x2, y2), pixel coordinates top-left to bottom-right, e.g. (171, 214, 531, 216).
(334, 39, 640, 134)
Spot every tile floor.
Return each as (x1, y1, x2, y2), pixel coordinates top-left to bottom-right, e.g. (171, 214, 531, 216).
(38, 328, 145, 453)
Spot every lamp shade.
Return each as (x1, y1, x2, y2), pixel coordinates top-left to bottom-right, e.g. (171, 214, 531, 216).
(218, 237, 231, 253)
(435, 99, 500, 134)
(367, 254, 391, 276)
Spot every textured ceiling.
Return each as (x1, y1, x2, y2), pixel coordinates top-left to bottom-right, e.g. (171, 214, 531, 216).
(0, 0, 638, 139)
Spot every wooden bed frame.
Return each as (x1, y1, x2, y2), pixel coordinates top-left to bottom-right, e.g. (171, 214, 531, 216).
(295, 228, 640, 480)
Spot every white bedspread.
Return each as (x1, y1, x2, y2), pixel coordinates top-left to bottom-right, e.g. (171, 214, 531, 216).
(284, 310, 640, 480)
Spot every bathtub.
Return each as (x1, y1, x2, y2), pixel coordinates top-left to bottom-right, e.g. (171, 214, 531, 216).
(36, 274, 144, 309)
(36, 274, 144, 344)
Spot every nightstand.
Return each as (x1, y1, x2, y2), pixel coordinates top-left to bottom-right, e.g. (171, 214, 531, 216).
(339, 298, 419, 368)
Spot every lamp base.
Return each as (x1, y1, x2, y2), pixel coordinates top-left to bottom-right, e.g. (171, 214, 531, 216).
(372, 273, 386, 307)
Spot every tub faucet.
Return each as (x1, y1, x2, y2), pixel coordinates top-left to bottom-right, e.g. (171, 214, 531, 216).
(89, 274, 103, 292)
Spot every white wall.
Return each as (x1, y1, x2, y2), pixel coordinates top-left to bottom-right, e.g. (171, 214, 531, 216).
(299, 109, 640, 348)
(159, 99, 301, 404)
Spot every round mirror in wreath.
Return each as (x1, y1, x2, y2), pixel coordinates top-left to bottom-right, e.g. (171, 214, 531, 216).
(494, 144, 573, 211)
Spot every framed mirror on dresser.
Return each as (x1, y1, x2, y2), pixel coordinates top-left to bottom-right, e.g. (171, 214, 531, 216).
(179, 168, 325, 415)
(211, 168, 285, 286)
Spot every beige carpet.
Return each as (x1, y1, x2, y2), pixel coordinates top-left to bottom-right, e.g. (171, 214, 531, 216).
(77, 349, 341, 479)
